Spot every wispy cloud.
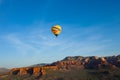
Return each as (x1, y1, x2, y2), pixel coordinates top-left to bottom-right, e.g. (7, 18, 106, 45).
(1, 21, 120, 68)
(4, 34, 38, 56)
(3, 23, 113, 57)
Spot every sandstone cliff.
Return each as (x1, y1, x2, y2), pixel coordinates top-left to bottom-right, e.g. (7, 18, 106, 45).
(9, 66, 57, 76)
(9, 55, 120, 76)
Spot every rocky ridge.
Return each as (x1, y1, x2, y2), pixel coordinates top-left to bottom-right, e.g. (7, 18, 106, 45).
(9, 55, 120, 76)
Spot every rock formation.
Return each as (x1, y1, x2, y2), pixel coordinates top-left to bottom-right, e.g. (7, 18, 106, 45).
(9, 55, 120, 76)
(9, 66, 58, 76)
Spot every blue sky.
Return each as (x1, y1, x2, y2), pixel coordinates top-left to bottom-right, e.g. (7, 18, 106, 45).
(0, 0, 120, 68)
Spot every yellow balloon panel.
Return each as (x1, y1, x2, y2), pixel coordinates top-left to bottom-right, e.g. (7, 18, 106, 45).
(53, 25, 62, 30)
(51, 25, 62, 36)
(52, 28, 61, 34)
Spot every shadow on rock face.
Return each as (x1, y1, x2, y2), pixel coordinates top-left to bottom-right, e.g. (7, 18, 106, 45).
(27, 68, 33, 75)
(12, 70, 19, 75)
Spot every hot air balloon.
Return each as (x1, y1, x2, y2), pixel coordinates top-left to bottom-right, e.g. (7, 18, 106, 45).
(51, 25, 62, 37)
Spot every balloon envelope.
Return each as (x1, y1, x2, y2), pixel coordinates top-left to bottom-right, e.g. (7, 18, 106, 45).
(51, 25, 62, 37)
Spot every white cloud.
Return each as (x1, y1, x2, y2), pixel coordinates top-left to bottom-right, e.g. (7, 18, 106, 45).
(1, 22, 119, 68)
(2, 23, 112, 57)
(4, 34, 39, 56)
